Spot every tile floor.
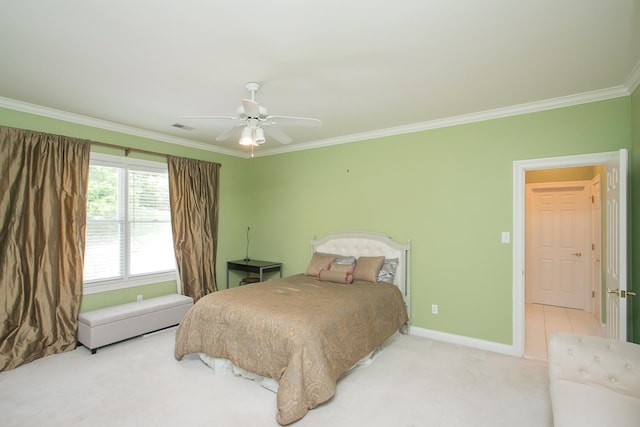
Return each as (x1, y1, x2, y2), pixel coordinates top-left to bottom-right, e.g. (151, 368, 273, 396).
(524, 303, 604, 360)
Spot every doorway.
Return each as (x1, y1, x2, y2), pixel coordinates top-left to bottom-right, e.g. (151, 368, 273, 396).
(523, 172, 603, 359)
(526, 180, 592, 309)
(512, 150, 628, 357)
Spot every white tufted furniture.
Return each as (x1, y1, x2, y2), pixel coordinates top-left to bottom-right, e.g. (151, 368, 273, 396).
(78, 294, 193, 354)
(548, 332, 640, 427)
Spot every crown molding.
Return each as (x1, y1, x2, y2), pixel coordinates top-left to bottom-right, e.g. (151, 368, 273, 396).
(0, 97, 241, 158)
(625, 58, 640, 93)
(256, 84, 630, 157)
(2, 76, 635, 160)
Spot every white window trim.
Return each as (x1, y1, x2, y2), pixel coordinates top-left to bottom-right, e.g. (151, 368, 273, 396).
(83, 152, 176, 294)
(89, 152, 168, 173)
(83, 271, 178, 295)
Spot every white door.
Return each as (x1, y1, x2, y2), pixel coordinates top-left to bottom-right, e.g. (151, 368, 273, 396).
(591, 176, 601, 322)
(605, 149, 628, 340)
(529, 183, 590, 309)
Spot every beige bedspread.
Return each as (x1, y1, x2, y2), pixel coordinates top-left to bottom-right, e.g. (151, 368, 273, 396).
(174, 274, 408, 425)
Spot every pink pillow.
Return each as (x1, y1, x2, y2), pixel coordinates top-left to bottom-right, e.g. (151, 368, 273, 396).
(318, 269, 354, 284)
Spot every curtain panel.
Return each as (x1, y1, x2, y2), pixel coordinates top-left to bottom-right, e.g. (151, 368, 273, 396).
(167, 156, 221, 302)
(0, 126, 90, 371)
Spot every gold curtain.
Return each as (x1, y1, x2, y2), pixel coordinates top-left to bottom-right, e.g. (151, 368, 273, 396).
(167, 156, 221, 302)
(0, 126, 90, 371)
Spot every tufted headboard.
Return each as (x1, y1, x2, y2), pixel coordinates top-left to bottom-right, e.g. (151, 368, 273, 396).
(311, 231, 411, 320)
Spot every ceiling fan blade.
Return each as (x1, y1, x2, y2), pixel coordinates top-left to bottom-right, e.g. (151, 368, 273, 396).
(215, 125, 242, 141)
(180, 115, 238, 120)
(241, 99, 260, 117)
(263, 126, 292, 144)
(267, 115, 322, 127)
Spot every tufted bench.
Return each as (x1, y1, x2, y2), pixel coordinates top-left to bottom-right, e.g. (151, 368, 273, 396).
(78, 294, 193, 354)
(548, 332, 640, 427)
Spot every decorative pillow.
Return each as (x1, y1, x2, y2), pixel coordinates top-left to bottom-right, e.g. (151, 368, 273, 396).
(330, 255, 357, 273)
(305, 252, 336, 276)
(378, 258, 399, 283)
(318, 269, 354, 284)
(353, 256, 385, 282)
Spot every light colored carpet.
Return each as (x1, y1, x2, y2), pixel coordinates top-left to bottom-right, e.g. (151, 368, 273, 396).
(0, 328, 552, 427)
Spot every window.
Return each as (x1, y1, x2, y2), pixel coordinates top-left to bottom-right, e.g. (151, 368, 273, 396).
(83, 153, 175, 294)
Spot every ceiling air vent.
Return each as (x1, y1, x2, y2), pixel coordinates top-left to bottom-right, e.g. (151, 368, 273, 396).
(171, 123, 194, 131)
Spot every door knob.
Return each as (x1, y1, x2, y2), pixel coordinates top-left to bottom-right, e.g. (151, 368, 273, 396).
(607, 288, 636, 298)
(573, 252, 582, 257)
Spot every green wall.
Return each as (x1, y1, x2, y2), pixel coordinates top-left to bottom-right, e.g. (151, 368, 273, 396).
(1, 94, 636, 345)
(244, 98, 632, 345)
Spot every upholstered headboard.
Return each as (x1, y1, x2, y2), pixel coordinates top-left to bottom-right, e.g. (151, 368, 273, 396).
(311, 231, 411, 320)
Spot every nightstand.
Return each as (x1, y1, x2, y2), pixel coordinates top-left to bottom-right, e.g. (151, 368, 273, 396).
(226, 259, 283, 289)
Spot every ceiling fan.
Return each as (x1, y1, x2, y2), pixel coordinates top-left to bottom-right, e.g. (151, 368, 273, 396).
(181, 82, 322, 147)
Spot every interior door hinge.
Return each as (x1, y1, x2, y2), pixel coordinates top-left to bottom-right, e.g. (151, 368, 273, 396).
(592, 291, 595, 298)
(592, 243, 595, 250)
(591, 195, 595, 203)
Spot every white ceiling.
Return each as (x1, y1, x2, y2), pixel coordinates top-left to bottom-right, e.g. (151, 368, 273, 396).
(1, 1, 639, 157)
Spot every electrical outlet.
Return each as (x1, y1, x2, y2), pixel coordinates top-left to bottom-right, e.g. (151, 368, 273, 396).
(432, 304, 438, 314)
(137, 295, 143, 302)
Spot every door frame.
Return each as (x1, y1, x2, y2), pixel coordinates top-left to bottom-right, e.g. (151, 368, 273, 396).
(591, 175, 602, 324)
(512, 151, 622, 357)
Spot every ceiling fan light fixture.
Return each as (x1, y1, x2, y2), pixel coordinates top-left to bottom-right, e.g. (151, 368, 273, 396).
(239, 126, 253, 145)
(254, 127, 266, 145)
(182, 81, 321, 150)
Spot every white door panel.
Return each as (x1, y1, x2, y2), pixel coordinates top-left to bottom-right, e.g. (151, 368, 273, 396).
(605, 149, 628, 340)
(529, 184, 589, 309)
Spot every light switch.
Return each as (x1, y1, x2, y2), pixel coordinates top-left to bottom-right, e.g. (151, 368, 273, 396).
(501, 232, 510, 244)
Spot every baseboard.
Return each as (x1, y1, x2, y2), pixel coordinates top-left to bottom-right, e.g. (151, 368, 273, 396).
(408, 325, 516, 356)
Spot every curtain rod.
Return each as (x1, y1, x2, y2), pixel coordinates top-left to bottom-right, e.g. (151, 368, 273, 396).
(90, 140, 168, 158)
(89, 139, 222, 168)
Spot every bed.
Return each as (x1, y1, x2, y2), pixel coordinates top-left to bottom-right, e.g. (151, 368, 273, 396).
(174, 231, 411, 425)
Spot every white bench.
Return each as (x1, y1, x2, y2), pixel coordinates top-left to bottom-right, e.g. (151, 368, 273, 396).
(548, 333, 640, 427)
(78, 294, 194, 354)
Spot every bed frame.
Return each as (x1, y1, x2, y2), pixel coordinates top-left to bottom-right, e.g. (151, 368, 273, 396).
(311, 231, 411, 321)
